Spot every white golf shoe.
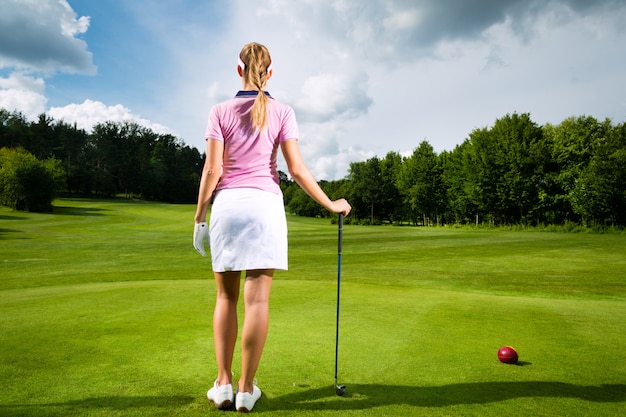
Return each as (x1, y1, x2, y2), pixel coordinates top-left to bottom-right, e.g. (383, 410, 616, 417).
(236, 385, 262, 413)
(207, 380, 234, 410)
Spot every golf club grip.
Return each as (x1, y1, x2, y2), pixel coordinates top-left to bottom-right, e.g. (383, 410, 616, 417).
(338, 213, 343, 255)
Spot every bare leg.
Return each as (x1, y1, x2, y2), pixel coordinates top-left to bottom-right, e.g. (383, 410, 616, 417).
(213, 270, 241, 386)
(238, 269, 273, 393)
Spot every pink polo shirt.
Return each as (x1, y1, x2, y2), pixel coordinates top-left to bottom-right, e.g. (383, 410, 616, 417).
(205, 91, 299, 195)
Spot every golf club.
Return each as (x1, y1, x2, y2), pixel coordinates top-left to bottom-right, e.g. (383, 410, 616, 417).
(334, 213, 346, 396)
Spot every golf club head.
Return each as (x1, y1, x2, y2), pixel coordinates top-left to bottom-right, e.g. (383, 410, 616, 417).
(335, 384, 346, 396)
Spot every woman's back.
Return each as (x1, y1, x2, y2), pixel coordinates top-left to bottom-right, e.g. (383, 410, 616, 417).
(206, 91, 298, 194)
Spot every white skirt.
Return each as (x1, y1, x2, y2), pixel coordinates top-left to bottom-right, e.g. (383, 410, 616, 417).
(209, 188, 288, 272)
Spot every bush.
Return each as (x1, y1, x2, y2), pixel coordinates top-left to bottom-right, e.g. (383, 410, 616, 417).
(0, 147, 66, 212)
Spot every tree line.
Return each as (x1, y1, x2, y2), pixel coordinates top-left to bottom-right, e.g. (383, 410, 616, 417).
(1, 109, 203, 211)
(2, 108, 625, 227)
(283, 113, 626, 227)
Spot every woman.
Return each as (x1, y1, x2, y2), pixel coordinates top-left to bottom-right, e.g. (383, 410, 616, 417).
(193, 42, 351, 412)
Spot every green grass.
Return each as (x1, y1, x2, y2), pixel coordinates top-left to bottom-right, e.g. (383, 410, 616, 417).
(1, 198, 625, 416)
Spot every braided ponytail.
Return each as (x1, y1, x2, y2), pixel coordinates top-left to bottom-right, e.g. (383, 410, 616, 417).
(239, 42, 272, 129)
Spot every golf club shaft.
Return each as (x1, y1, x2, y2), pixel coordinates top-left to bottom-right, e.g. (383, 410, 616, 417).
(334, 213, 343, 383)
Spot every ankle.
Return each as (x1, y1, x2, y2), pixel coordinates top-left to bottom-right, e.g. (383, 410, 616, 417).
(238, 381, 254, 393)
(217, 372, 233, 387)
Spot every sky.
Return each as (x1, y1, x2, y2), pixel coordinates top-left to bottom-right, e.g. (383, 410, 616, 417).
(1, 0, 625, 180)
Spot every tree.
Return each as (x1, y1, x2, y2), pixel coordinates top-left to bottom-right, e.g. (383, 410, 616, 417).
(489, 113, 546, 224)
(545, 115, 613, 224)
(462, 113, 545, 225)
(29, 113, 56, 159)
(0, 147, 64, 212)
(347, 157, 384, 223)
(89, 121, 121, 196)
(0, 110, 29, 149)
(397, 141, 441, 225)
(440, 144, 478, 224)
(56, 121, 91, 195)
(379, 151, 403, 223)
(569, 122, 626, 225)
(287, 186, 325, 217)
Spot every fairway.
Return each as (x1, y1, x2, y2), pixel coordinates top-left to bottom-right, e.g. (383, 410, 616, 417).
(1, 199, 625, 416)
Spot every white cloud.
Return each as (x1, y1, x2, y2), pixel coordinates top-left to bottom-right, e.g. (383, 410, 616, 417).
(0, 0, 96, 120)
(0, 88, 46, 119)
(383, 9, 421, 32)
(285, 120, 374, 180)
(0, 72, 45, 93)
(58, 0, 90, 37)
(48, 99, 173, 135)
(295, 72, 373, 122)
(0, 73, 47, 118)
(0, 71, 173, 135)
(0, 0, 95, 74)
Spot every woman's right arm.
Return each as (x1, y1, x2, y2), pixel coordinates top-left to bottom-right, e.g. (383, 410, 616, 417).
(280, 139, 351, 216)
(194, 139, 224, 223)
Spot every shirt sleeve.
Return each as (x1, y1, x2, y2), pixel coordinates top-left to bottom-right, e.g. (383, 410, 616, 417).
(205, 104, 224, 142)
(278, 105, 299, 142)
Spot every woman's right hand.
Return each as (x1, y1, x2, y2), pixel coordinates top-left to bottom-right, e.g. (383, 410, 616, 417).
(331, 198, 351, 217)
(193, 222, 209, 256)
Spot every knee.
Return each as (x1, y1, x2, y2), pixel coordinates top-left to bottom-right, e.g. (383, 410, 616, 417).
(216, 290, 239, 304)
(245, 294, 269, 308)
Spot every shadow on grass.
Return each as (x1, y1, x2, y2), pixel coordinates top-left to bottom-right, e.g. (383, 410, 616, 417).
(0, 395, 195, 413)
(2, 383, 623, 414)
(0, 210, 25, 239)
(0, 214, 28, 221)
(263, 382, 626, 411)
(0, 228, 22, 236)
(52, 205, 108, 216)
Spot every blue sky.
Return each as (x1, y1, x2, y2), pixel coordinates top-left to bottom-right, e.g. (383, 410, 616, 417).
(1, 0, 625, 180)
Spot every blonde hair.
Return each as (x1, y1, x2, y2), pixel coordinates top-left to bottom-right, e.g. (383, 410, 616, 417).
(239, 42, 272, 129)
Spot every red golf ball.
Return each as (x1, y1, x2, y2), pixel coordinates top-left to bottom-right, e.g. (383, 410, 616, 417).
(498, 346, 519, 364)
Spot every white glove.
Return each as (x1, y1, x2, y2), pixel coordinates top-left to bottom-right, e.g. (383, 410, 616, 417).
(193, 222, 209, 256)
